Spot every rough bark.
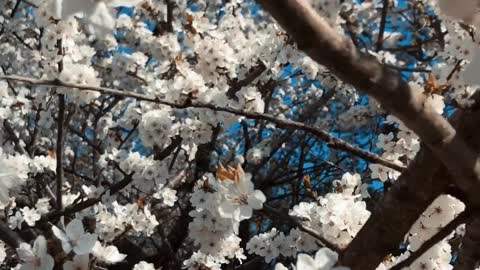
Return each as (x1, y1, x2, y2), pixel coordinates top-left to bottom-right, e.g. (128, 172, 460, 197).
(255, 0, 480, 209)
(453, 217, 480, 270)
(341, 147, 445, 268)
(341, 101, 480, 269)
(253, 1, 480, 268)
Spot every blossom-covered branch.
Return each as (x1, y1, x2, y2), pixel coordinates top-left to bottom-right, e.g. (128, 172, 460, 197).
(256, 0, 480, 210)
(255, 0, 480, 268)
(0, 74, 405, 171)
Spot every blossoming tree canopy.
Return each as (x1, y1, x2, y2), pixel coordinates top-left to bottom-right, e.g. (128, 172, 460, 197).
(1, 0, 480, 269)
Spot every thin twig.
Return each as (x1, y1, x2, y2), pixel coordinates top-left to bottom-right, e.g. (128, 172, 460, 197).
(0, 221, 22, 248)
(55, 94, 65, 211)
(376, 0, 389, 51)
(55, 39, 65, 211)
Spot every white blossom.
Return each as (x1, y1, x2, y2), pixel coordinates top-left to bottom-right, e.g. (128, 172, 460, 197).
(296, 248, 349, 270)
(55, 0, 142, 34)
(51, 219, 97, 255)
(92, 241, 127, 264)
(133, 261, 155, 270)
(16, 236, 54, 270)
(218, 166, 266, 222)
(63, 255, 89, 270)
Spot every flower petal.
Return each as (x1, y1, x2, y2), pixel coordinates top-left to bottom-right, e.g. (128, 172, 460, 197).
(296, 253, 316, 270)
(73, 233, 97, 255)
(315, 248, 338, 270)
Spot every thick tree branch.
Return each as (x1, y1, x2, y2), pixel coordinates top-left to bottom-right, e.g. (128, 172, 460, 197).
(454, 216, 480, 270)
(255, 0, 480, 199)
(341, 145, 447, 268)
(254, 0, 480, 264)
(341, 106, 480, 268)
(390, 210, 471, 270)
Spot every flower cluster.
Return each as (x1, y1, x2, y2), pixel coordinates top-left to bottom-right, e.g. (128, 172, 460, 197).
(275, 247, 350, 270)
(184, 165, 266, 269)
(247, 172, 370, 262)
(95, 202, 159, 242)
(0, 0, 477, 269)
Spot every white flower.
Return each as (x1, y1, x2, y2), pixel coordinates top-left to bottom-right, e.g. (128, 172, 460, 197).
(235, 86, 265, 113)
(0, 152, 30, 202)
(63, 254, 89, 270)
(190, 189, 210, 210)
(58, 64, 100, 103)
(408, 82, 444, 114)
(218, 166, 266, 222)
(333, 172, 361, 195)
(9, 211, 24, 230)
(275, 263, 289, 270)
(133, 261, 155, 270)
(21, 207, 41, 227)
(154, 187, 178, 207)
(34, 198, 51, 215)
(376, 133, 395, 150)
(360, 183, 371, 199)
(81, 185, 105, 199)
(92, 241, 127, 264)
(296, 248, 349, 270)
(55, 0, 142, 34)
(369, 164, 389, 182)
(16, 236, 54, 270)
(51, 219, 97, 255)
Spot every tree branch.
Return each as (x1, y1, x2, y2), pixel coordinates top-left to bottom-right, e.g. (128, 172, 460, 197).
(262, 204, 341, 253)
(55, 94, 65, 211)
(0, 221, 22, 248)
(254, 1, 480, 264)
(55, 38, 65, 211)
(0, 74, 405, 172)
(3, 120, 27, 155)
(341, 105, 480, 268)
(453, 216, 480, 270)
(254, 0, 480, 192)
(390, 210, 471, 270)
(43, 135, 182, 221)
(376, 0, 389, 51)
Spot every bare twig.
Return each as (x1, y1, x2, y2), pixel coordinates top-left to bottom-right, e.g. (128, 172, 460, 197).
(376, 0, 389, 51)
